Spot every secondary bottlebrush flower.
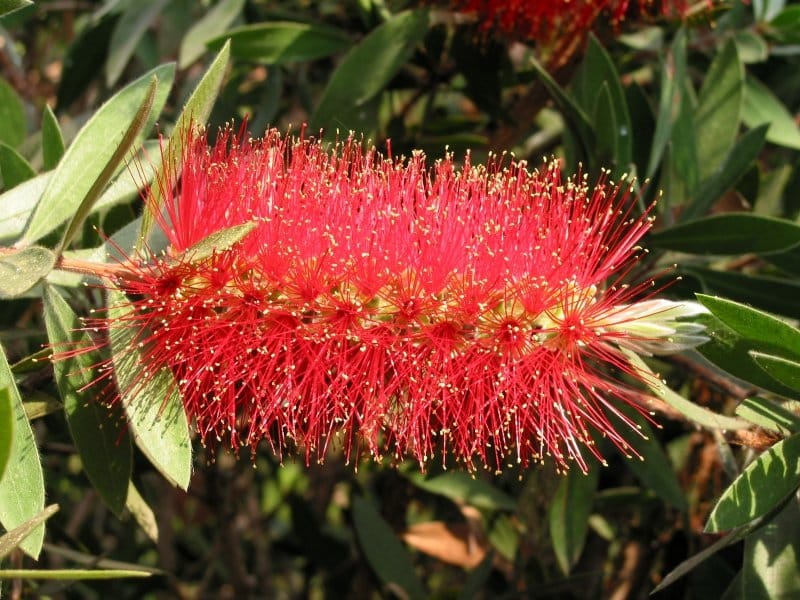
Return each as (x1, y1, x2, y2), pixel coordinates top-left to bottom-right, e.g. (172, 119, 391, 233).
(447, 0, 716, 43)
(83, 126, 706, 472)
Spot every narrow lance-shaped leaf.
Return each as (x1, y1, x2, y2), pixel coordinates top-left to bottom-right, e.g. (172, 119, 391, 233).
(56, 77, 158, 254)
(105, 0, 169, 87)
(41, 104, 65, 170)
(0, 0, 32, 18)
(21, 64, 174, 244)
(0, 569, 152, 580)
(736, 397, 800, 434)
(0, 344, 46, 559)
(751, 353, 800, 394)
(0, 142, 35, 189)
(138, 42, 231, 251)
(549, 467, 599, 574)
(43, 286, 132, 514)
(310, 10, 429, 131)
(351, 495, 426, 600)
(706, 433, 800, 532)
(179, 0, 244, 68)
(0, 387, 13, 483)
(107, 288, 192, 490)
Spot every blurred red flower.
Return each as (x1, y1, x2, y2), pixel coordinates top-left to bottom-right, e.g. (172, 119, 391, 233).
(87, 127, 705, 472)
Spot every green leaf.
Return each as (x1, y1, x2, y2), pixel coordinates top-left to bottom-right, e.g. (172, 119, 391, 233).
(409, 471, 517, 511)
(41, 104, 65, 170)
(697, 295, 800, 356)
(175, 221, 256, 265)
(107, 288, 192, 490)
(617, 405, 688, 510)
(0, 172, 50, 244)
(736, 397, 800, 434)
(59, 78, 157, 254)
(548, 467, 598, 574)
(752, 353, 800, 394)
(0, 569, 152, 580)
(0, 246, 56, 299)
(0, 504, 58, 560)
(650, 214, 800, 255)
(351, 495, 426, 600)
(22, 64, 174, 244)
(572, 35, 633, 175)
(0, 0, 31, 17)
(695, 313, 800, 398)
(0, 79, 25, 148)
(694, 40, 743, 181)
(0, 142, 35, 189)
(689, 268, 800, 320)
(125, 482, 158, 542)
(138, 42, 230, 250)
(647, 28, 687, 179)
(178, 0, 244, 68)
(740, 495, 800, 598)
(207, 20, 351, 66)
(311, 9, 429, 131)
(743, 76, 800, 150)
(0, 387, 11, 482)
(457, 554, 494, 600)
(530, 56, 594, 169)
(0, 344, 45, 558)
(43, 286, 132, 514)
(706, 433, 800, 532)
(105, 0, 169, 87)
(624, 349, 749, 430)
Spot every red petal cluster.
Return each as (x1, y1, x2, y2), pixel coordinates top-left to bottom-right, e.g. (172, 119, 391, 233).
(448, 0, 716, 42)
(94, 127, 664, 472)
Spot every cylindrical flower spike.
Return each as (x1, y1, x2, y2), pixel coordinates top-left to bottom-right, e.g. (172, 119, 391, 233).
(81, 126, 706, 472)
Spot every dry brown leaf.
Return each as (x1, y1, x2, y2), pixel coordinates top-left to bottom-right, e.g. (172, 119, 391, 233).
(401, 521, 488, 568)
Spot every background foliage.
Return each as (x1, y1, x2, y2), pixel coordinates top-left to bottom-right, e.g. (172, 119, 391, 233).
(2, 0, 800, 597)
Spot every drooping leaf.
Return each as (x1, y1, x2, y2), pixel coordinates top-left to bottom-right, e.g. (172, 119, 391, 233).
(0, 246, 56, 299)
(311, 10, 429, 131)
(43, 286, 132, 514)
(0, 79, 25, 148)
(207, 20, 351, 66)
(174, 221, 256, 265)
(694, 40, 743, 180)
(138, 42, 230, 249)
(105, 0, 169, 87)
(0, 142, 35, 189)
(351, 495, 426, 600)
(107, 288, 192, 490)
(410, 471, 517, 512)
(548, 467, 599, 574)
(22, 64, 174, 244)
(0, 344, 45, 558)
(125, 482, 158, 542)
(41, 104, 65, 170)
(0, 504, 58, 560)
(650, 214, 800, 255)
(706, 433, 800, 532)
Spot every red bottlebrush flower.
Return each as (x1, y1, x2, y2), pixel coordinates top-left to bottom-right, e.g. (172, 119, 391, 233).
(82, 126, 706, 472)
(446, 0, 717, 43)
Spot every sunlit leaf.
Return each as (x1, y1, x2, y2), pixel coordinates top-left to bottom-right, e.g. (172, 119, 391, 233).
(410, 471, 516, 511)
(706, 433, 800, 532)
(22, 64, 174, 244)
(0, 246, 56, 299)
(0, 344, 45, 558)
(0, 504, 58, 560)
(0, 387, 11, 482)
(43, 286, 132, 514)
(0, 569, 151, 580)
(107, 288, 191, 489)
